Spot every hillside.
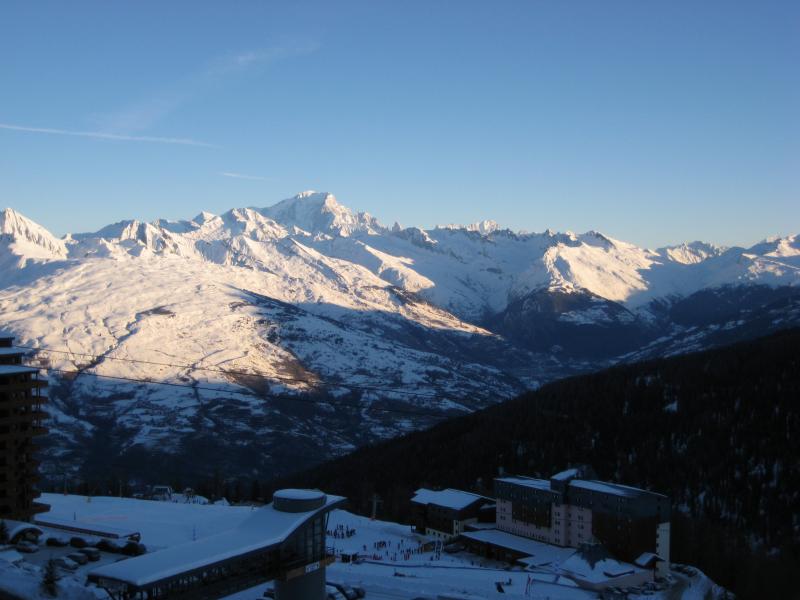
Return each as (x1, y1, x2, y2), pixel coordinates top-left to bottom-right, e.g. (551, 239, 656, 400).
(267, 329, 800, 600)
(1, 193, 798, 481)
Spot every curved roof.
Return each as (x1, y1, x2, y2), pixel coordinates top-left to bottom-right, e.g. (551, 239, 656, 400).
(88, 492, 345, 588)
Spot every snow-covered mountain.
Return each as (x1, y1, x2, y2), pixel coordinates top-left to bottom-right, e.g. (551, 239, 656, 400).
(1, 192, 798, 481)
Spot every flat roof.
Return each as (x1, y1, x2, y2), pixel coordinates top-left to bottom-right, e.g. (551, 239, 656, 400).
(495, 476, 553, 492)
(460, 529, 574, 564)
(411, 488, 489, 511)
(0, 364, 40, 376)
(569, 480, 666, 499)
(88, 493, 345, 588)
(34, 516, 139, 539)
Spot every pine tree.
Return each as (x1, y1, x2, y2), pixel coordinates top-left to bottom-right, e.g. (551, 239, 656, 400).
(41, 558, 59, 597)
(250, 479, 262, 502)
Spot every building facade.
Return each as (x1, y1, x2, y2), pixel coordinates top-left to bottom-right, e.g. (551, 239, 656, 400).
(0, 335, 48, 521)
(89, 489, 346, 600)
(411, 488, 494, 541)
(495, 466, 670, 575)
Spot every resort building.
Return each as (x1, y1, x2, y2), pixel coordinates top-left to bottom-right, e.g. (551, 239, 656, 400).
(494, 466, 670, 576)
(0, 335, 48, 521)
(89, 489, 346, 600)
(410, 488, 494, 541)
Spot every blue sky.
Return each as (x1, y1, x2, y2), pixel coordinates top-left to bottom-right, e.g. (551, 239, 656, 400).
(1, 1, 797, 248)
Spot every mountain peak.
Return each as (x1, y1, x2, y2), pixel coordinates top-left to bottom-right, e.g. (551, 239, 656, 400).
(434, 220, 502, 236)
(193, 211, 218, 225)
(0, 208, 67, 258)
(260, 191, 382, 237)
(659, 241, 726, 264)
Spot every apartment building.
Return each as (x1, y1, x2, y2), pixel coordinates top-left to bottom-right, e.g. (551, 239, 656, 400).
(494, 466, 670, 576)
(0, 335, 48, 520)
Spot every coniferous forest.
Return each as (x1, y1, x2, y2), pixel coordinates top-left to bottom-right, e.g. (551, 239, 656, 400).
(268, 328, 800, 600)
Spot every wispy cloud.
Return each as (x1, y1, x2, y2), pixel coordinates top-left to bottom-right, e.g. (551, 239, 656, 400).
(0, 122, 216, 147)
(212, 42, 320, 75)
(94, 41, 319, 134)
(221, 171, 267, 181)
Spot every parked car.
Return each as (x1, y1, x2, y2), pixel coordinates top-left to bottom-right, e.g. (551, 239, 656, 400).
(15, 541, 38, 553)
(327, 581, 365, 599)
(78, 547, 101, 561)
(325, 586, 347, 600)
(53, 557, 79, 571)
(122, 541, 147, 556)
(45, 536, 69, 547)
(150, 485, 173, 501)
(96, 539, 124, 553)
(70, 536, 88, 548)
(67, 552, 89, 565)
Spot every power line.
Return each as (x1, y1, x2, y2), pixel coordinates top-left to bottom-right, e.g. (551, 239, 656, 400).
(19, 345, 502, 402)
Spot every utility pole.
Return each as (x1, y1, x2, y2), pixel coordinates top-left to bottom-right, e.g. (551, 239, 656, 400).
(370, 493, 383, 520)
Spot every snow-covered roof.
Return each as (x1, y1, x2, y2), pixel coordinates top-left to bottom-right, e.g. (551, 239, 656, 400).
(34, 516, 139, 540)
(460, 529, 573, 564)
(569, 479, 666, 499)
(550, 468, 580, 481)
(495, 476, 553, 492)
(634, 551, 665, 568)
(0, 519, 43, 542)
(88, 493, 345, 588)
(274, 489, 324, 502)
(411, 488, 489, 511)
(559, 545, 644, 583)
(0, 364, 39, 375)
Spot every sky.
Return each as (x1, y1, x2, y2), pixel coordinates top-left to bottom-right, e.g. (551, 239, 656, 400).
(1, 0, 798, 248)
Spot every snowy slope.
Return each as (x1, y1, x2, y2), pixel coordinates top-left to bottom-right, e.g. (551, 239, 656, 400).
(1, 192, 798, 480)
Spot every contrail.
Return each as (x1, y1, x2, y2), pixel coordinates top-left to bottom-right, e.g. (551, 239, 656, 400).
(0, 122, 217, 148)
(221, 172, 267, 180)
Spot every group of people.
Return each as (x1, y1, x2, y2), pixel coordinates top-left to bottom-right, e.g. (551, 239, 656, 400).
(327, 524, 356, 539)
(358, 538, 444, 562)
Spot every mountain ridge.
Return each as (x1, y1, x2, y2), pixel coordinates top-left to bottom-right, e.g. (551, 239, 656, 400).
(1, 191, 798, 482)
(5, 191, 798, 315)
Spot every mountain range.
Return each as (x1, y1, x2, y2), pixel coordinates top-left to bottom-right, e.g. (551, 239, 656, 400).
(1, 191, 798, 481)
